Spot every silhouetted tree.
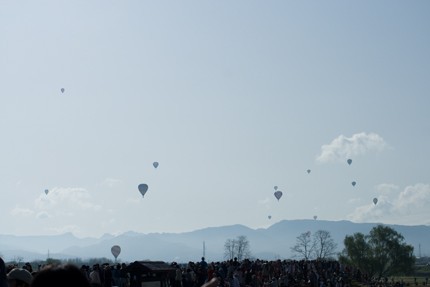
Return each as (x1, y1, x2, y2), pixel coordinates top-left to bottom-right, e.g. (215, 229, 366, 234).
(291, 230, 337, 260)
(313, 230, 337, 259)
(339, 225, 415, 278)
(224, 235, 251, 261)
(291, 231, 315, 260)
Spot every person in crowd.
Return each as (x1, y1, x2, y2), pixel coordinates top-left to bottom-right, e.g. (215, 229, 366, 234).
(101, 264, 112, 287)
(200, 258, 208, 271)
(0, 258, 7, 287)
(89, 264, 102, 287)
(119, 263, 128, 287)
(228, 272, 240, 287)
(172, 263, 182, 287)
(30, 264, 90, 287)
(111, 264, 121, 287)
(6, 268, 32, 287)
(80, 265, 90, 282)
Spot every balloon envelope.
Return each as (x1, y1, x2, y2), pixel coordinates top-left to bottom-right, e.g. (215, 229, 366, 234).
(138, 184, 148, 197)
(153, 162, 159, 168)
(61, 88, 65, 93)
(351, 181, 356, 186)
(268, 215, 271, 219)
(347, 159, 352, 165)
(373, 198, 378, 205)
(44, 189, 49, 195)
(307, 169, 311, 174)
(313, 215, 317, 220)
(274, 190, 282, 201)
(111, 245, 121, 259)
(274, 186, 278, 191)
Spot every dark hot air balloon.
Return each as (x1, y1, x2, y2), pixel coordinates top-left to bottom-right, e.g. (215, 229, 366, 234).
(274, 190, 283, 201)
(111, 245, 121, 259)
(138, 184, 148, 197)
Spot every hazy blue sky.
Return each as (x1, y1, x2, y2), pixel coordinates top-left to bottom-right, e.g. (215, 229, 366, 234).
(1, 1, 429, 238)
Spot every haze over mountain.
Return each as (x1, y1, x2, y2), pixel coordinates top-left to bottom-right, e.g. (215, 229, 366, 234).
(1, 220, 429, 263)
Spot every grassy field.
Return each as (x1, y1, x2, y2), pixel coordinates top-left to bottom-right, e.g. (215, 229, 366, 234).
(351, 265, 430, 287)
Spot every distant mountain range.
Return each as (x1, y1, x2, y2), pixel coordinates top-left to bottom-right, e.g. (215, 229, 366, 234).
(1, 220, 429, 263)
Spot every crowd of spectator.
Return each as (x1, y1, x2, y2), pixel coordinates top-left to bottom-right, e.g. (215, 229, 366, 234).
(0, 256, 425, 287)
(171, 258, 353, 287)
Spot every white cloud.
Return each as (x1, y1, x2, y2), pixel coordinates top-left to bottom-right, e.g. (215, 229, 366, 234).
(376, 183, 399, 195)
(347, 197, 362, 204)
(258, 197, 271, 205)
(36, 211, 50, 219)
(126, 197, 143, 204)
(11, 187, 103, 222)
(34, 187, 102, 212)
(99, 178, 122, 188)
(258, 197, 272, 210)
(348, 183, 430, 225)
(394, 184, 430, 212)
(10, 206, 34, 217)
(316, 132, 387, 163)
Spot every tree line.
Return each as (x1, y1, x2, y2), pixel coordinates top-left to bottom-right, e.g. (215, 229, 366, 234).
(224, 225, 416, 277)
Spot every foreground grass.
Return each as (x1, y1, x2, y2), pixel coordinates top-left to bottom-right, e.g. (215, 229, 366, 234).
(350, 265, 430, 287)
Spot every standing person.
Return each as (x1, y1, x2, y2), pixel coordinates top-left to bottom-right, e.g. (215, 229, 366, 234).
(199, 258, 208, 284)
(112, 264, 120, 287)
(102, 264, 112, 287)
(119, 264, 128, 287)
(199, 258, 208, 271)
(90, 265, 102, 287)
(174, 264, 182, 287)
(0, 258, 8, 287)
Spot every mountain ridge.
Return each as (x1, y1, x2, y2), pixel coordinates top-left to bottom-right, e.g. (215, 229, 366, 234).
(1, 220, 429, 263)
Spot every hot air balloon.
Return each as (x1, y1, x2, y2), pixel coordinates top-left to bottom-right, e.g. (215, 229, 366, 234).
(44, 189, 49, 195)
(138, 184, 148, 197)
(274, 190, 282, 201)
(268, 215, 272, 220)
(347, 159, 352, 165)
(274, 186, 278, 191)
(153, 162, 159, 168)
(313, 215, 317, 220)
(111, 245, 121, 259)
(307, 169, 311, 174)
(61, 88, 65, 93)
(351, 181, 356, 187)
(373, 198, 378, 205)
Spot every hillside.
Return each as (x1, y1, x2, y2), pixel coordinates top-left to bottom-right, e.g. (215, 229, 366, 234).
(1, 220, 428, 263)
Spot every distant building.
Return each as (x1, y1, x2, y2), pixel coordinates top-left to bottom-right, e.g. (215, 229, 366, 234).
(126, 261, 176, 287)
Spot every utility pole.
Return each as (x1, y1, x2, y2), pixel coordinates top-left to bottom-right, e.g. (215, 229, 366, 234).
(203, 241, 206, 258)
